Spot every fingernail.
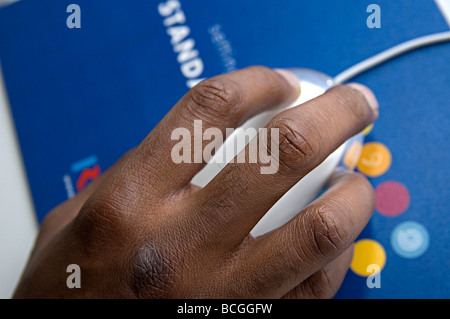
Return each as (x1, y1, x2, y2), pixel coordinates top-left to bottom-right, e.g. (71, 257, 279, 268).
(274, 68, 301, 92)
(347, 83, 379, 116)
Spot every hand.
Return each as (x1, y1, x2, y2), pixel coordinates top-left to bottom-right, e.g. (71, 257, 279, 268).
(14, 66, 378, 298)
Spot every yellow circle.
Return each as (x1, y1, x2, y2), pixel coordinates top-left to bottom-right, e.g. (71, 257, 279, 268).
(343, 141, 362, 169)
(350, 239, 386, 277)
(357, 142, 392, 177)
(362, 123, 374, 136)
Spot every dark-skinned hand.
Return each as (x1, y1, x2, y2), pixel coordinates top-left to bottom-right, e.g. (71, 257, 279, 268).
(14, 66, 378, 298)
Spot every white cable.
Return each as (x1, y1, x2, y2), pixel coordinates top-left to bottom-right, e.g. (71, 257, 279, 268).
(332, 31, 450, 85)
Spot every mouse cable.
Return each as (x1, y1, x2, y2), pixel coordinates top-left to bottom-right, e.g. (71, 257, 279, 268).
(331, 31, 450, 85)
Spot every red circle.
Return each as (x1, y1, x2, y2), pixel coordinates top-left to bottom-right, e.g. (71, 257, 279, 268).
(375, 181, 410, 217)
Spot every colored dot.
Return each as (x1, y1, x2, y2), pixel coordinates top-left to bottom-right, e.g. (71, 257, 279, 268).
(343, 141, 363, 169)
(391, 221, 430, 259)
(362, 123, 374, 136)
(357, 142, 392, 177)
(350, 239, 386, 277)
(375, 181, 410, 217)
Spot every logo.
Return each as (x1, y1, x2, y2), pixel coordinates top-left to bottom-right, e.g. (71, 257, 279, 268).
(63, 155, 101, 198)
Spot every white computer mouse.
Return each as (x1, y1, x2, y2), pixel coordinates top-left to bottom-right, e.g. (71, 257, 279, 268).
(191, 68, 363, 237)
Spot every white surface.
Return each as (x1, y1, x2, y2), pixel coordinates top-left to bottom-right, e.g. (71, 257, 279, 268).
(0, 65, 38, 299)
(435, 0, 450, 26)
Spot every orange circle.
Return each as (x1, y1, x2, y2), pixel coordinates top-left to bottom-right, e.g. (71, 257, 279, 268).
(357, 142, 392, 177)
(350, 239, 386, 277)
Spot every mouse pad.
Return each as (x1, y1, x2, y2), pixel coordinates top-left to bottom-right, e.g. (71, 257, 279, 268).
(0, 0, 449, 298)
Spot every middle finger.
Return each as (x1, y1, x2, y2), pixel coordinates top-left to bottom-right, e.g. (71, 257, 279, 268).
(187, 83, 378, 247)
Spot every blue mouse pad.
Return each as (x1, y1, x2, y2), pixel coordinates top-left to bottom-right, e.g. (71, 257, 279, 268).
(0, 0, 449, 298)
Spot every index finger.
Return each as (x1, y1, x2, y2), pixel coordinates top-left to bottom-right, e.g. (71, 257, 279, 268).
(129, 66, 300, 195)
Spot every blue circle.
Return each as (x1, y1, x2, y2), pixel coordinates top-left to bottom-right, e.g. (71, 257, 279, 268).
(391, 221, 430, 259)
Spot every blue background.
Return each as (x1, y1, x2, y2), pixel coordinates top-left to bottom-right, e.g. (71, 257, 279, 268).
(0, 0, 449, 298)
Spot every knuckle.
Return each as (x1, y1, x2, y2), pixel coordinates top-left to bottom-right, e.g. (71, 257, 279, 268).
(81, 195, 124, 227)
(78, 174, 146, 231)
(269, 118, 320, 172)
(327, 85, 372, 121)
(74, 196, 130, 254)
(128, 242, 179, 298)
(187, 78, 243, 122)
(309, 206, 348, 258)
